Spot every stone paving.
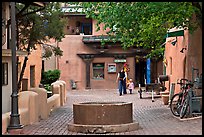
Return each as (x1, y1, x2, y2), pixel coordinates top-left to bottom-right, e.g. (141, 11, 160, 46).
(22, 88, 202, 135)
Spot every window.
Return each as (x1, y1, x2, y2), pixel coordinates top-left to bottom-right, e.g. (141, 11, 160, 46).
(81, 23, 92, 35)
(183, 57, 186, 78)
(2, 63, 8, 85)
(30, 66, 35, 87)
(93, 63, 104, 79)
(170, 57, 172, 75)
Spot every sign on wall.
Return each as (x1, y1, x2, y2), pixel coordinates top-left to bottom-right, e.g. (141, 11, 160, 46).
(114, 59, 126, 63)
(108, 63, 116, 73)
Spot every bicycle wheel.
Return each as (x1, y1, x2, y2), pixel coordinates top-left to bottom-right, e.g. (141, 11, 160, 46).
(170, 93, 182, 117)
(180, 94, 190, 119)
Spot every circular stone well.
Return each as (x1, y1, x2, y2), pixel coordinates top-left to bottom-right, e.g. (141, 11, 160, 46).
(68, 101, 139, 133)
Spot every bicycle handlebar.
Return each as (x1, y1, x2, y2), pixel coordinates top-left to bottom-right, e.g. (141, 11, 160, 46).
(177, 78, 189, 85)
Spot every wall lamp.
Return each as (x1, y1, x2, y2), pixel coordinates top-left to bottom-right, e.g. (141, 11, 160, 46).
(180, 48, 187, 53)
(171, 37, 177, 46)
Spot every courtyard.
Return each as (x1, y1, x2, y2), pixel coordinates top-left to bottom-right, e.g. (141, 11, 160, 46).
(21, 88, 202, 135)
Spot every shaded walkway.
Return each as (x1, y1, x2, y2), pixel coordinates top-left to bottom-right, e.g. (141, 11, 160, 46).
(22, 89, 202, 135)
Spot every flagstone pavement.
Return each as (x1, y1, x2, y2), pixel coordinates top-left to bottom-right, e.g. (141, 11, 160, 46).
(21, 88, 202, 135)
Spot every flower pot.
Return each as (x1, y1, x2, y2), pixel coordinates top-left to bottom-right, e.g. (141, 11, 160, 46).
(162, 94, 169, 105)
(160, 91, 170, 96)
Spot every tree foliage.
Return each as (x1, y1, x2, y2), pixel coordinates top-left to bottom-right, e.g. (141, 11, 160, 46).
(17, 2, 66, 57)
(16, 2, 66, 91)
(41, 69, 61, 85)
(67, 2, 202, 58)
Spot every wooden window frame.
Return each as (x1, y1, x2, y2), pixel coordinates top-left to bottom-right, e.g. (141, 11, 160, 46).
(2, 62, 8, 85)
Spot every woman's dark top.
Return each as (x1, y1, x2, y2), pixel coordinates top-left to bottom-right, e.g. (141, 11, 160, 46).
(118, 71, 125, 80)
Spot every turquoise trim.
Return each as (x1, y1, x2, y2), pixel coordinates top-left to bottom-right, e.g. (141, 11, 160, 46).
(165, 30, 184, 38)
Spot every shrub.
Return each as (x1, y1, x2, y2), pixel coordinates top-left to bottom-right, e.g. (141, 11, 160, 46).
(41, 69, 61, 91)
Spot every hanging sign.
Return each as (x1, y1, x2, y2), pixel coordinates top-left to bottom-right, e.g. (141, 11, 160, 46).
(114, 59, 126, 63)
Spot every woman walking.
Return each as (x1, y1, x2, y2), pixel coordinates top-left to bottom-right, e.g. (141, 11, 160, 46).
(116, 68, 127, 96)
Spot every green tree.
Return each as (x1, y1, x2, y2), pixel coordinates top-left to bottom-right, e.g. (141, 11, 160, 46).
(14, 2, 66, 91)
(67, 2, 202, 58)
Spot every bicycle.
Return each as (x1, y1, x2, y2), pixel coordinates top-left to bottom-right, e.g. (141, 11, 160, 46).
(179, 81, 194, 118)
(169, 78, 190, 117)
(179, 67, 202, 118)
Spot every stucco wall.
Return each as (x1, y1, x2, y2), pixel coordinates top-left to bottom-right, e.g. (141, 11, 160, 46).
(187, 27, 202, 81)
(2, 57, 12, 113)
(164, 26, 202, 94)
(164, 29, 188, 93)
(58, 35, 96, 90)
(58, 35, 140, 90)
(57, 15, 163, 90)
(43, 39, 58, 71)
(90, 57, 135, 89)
(18, 44, 42, 90)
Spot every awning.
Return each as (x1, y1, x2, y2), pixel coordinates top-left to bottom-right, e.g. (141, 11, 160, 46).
(164, 29, 184, 38)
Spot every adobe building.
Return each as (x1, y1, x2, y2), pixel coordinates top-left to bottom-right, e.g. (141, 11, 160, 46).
(2, 2, 45, 113)
(164, 24, 202, 93)
(54, 5, 163, 90)
(18, 44, 43, 91)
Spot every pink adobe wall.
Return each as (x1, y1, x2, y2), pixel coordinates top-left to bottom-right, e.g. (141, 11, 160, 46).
(43, 38, 58, 71)
(90, 57, 135, 89)
(58, 35, 136, 90)
(165, 26, 202, 94)
(58, 35, 97, 90)
(164, 29, 188, 93)
(186, 27, 202, 81)
(19, 44, 42, 90)
(57, 17, 163, 90)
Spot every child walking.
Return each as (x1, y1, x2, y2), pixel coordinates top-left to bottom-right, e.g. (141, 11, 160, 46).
(127, 78, 134, 94)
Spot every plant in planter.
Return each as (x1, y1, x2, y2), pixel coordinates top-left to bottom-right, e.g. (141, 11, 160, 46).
(40, 69, 61, 97)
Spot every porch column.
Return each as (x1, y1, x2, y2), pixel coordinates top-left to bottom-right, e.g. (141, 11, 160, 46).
(84, 55, 94, 89)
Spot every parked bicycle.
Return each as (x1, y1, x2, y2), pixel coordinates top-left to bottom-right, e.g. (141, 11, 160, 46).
(169, 78, 191, 117)
(179, 81, 194, 118)
(170, 67, 202, 119)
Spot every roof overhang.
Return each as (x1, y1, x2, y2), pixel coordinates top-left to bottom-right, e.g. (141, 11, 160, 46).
(82, 35, 120, 53)
(82, 35, 150, 55)
(2, 49, 28, 57)
(82, 35, 119, 43)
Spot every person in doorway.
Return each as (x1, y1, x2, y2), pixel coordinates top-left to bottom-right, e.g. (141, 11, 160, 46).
(116, 68, 127, 96)
(127, 78, 134, 94)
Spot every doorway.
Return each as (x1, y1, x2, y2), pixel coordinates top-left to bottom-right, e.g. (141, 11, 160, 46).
(135, 59, 146, 87)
